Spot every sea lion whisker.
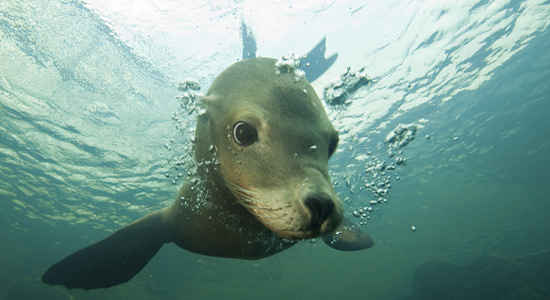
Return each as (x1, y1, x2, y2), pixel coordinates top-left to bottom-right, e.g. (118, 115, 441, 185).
(225, 181, 276, 210)
(234, 192, 289, 217)
(227, 183, 289, 213)
(226, 181, 260, 198)
(239, 196, 284, 212)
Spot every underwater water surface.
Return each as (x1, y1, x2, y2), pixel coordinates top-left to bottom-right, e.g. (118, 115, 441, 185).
(1, 0, 549, 299)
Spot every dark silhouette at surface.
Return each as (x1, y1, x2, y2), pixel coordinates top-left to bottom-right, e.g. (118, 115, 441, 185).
(298, 37, 338, 82)
(241, 21, 337, 82)
(241, 21, 257, 59)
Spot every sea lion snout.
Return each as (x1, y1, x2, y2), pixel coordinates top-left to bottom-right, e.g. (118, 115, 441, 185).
(304, 192, 334, 230)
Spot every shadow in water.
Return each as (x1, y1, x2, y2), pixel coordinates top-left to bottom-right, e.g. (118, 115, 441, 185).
(401, 250, 550, 300)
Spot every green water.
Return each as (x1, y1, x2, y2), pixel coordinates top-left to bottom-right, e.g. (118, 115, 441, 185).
(1, 0, 549, 299)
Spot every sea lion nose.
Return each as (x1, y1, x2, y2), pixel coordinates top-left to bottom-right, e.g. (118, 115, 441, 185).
(304, 193, 334, 229)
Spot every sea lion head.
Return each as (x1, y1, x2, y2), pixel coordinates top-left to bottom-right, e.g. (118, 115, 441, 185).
(195, 57, 342, 240)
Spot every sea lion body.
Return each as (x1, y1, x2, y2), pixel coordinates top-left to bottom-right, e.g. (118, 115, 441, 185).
(42, 58, 374, 290)
(166, 178, 294, 259)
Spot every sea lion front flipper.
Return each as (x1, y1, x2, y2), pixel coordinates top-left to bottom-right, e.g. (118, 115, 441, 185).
(42, 210, 172, 289)
(322, 218, 374, 251)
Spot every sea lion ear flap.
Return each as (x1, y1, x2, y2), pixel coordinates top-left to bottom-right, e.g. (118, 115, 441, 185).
(199, 94, 222, 112)
(322, 218, 374, 251)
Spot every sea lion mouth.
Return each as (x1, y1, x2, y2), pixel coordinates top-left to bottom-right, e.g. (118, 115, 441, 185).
(225, 181, 339, 240)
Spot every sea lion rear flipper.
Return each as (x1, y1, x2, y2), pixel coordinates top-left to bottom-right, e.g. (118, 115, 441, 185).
(42, 210, 172, 289)
(322, 218, 374, 251)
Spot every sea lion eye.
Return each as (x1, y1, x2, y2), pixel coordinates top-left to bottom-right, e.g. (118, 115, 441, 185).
(232, 121, 257, 146)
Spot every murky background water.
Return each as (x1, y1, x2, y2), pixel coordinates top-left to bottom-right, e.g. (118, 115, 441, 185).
(1, 0, 549, 299)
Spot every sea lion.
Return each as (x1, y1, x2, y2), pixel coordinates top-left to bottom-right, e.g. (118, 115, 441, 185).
(42, 57, 374, 290)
